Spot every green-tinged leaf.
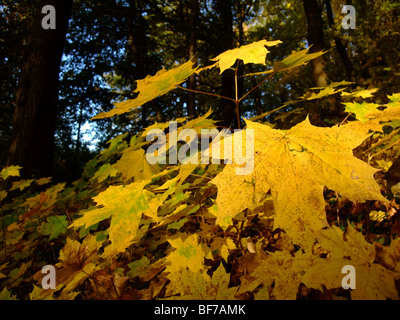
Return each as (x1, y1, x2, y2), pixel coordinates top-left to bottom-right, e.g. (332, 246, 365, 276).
(1, 165, 21, 180)
(127, 256, 151, 278)
(10, 179, 34, 191)
(39, 215, 69, 240)
(166, 233, 208, 273)
(91, 163, 118, 182)
(0, 287, 17, 300)
(344, 102, 381, 121)
(69, 180, 155, 258)
(273, 48, 326, 72)
(302, 86, 346, 101)
(36, 177, 52, 186)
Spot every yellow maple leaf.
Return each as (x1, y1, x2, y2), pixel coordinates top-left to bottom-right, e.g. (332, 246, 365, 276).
(92, 60, 197, 119)
(166, 233, 209, 274)
(210, 39, 282, 74)
(69, 180, 155, 258)
(166, 264, 237, 299)
(211, 118, 387, 247)
(303, 226, 400, 300)
(113, 147, 158, 182)
(0, 165, 21, 180)
(364, 93, 400, 122)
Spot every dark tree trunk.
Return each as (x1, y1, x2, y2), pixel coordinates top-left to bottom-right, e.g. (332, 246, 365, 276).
(303, 0, 327, 87)
(127, 0, 150, 128)
(187, 0, 198, 118)
(7, 0, 73, 178)
(324, 0, 354, 82)
(215, 0, 236, 129)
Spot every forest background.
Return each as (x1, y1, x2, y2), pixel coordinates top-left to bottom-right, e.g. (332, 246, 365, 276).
(2, 0, 400, 301)
(2, 0, 399, 181)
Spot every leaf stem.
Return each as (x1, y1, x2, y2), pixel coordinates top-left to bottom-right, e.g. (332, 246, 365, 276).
(234, 60, 241, 129)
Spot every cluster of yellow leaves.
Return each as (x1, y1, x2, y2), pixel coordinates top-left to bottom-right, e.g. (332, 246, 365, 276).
(91, 39, 319, 120)
(235, 226, 400, 300)
(4, 39, 400, 301)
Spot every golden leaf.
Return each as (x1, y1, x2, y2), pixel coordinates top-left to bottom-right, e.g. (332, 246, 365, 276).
(210, 39, 282, 74)
(211, 118, 387, 247)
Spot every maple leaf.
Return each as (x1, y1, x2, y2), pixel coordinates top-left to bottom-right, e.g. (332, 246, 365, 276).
(90, 163, 118, 183)
(10, 179, 34, 191)
(36, 177, 52, 186)
(0, 165, 21, 180)
(303, 226, 400, 299)
(302, 86, 346, 101)
(210, 237, 236, 262)
(21, 183, 66, 221)
(0, 287, 17, 300)
(69, 179, 155, 258)
(92, 60, 197, 119)
(273, 48, 326, 72)
(211, 118, 387, 246)
(166, 233, 209, 274)
(127, 256, 151, 278)
(364, 92, 400, 122)
(113, 147, 158, 182)
(166, 264, 238, 299)
(341, 88, 378, 99)
(236, 242, 312, 300)
(344, 102, 381, 121)
(7, 261, 32, 288)
(210, 39, 282, 74)
(35, 235, 102, 294)
(39, 215, 68, 240)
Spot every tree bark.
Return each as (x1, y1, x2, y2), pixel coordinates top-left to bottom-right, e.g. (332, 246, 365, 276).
(324, 0, 354, 82)
(187, 0, 198, 118)
(7, 0, 73, 178)
(214, 0, 236, 129)
(127, 0, 150, 128)
(303, 0, 328, 87)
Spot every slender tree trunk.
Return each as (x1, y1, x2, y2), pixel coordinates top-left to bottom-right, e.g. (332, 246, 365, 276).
(127, 0, 150, 128)
(7, 0, 73, 178)
(215, 0, 236, 129)
(303, 0, 328, 87)
(324, 0, 354, 81)
(187, 0, 198, 118)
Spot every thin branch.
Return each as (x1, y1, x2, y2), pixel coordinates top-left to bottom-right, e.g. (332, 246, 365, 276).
(239, 72, 276, 103)
(370, 139, 400, 160)
(177, 85, 236, 102)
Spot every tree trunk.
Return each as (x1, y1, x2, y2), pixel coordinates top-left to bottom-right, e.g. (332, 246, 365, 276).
(7, 0, 73, 178)
(127, 0, 150, 128)
(324, 0, 354, 82)
(215, 0, 236, 129)
(187, 0, 198, 118)
(303, 0, 328, 87)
